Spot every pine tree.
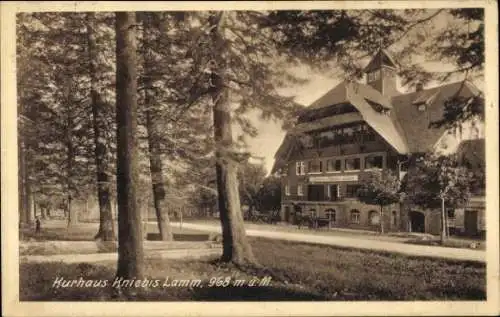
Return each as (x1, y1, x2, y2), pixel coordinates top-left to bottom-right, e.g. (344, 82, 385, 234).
(205, 11, 255, 264)
(17, 13, 96, 227)
(139, 12, 175, 241)
(86, 12, 116, 240)
(115, 11, 144, 281)
(157, 10, 304, 264)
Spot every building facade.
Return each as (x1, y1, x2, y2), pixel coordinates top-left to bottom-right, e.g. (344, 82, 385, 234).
(272, 49, 484, 235)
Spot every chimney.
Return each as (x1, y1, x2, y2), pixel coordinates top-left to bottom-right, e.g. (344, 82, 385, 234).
(416, 82, 424, 92)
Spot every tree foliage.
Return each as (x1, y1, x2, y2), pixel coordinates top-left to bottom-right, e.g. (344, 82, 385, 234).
(238, 162, 267, 213)
(17, 13, 99, 225)
(404, 153, 471, 242)
(257, 175, 282, 213)
(357, 170, 401, 233)
(404, 154, 471, 210)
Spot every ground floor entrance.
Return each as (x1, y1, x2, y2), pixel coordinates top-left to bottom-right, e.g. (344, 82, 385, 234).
(464, 210, 479, 236)
(409, 211, 425, 233)
(281, 200, 401, 232)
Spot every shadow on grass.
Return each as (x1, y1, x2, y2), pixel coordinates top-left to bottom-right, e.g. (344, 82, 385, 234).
(147, 233, 210, 242)
(189, 285, 327, 301)
(19, 237, 486, 301)
(404, 238, 485, 250)
(19, 261, 326, 301)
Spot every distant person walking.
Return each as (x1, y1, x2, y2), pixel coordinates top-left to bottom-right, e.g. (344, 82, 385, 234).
(35, 217, 41, 235)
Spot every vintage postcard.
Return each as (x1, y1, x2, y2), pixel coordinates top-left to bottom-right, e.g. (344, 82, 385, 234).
(1, 1, 498, 316)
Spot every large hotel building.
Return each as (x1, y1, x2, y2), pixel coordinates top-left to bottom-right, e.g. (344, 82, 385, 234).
(272, 49, 485, 236)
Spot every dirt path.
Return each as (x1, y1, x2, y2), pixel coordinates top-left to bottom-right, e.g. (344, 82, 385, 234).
(167, 222, 486, 263)
(20, 247, 222, 263)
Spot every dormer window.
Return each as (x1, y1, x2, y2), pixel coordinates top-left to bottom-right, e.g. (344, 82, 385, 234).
(412, 90, 439, 111)
(364, 98, 391, 113)
(367, 70, 380, 82)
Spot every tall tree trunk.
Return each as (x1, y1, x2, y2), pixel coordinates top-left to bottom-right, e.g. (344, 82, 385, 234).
(65, 84, 77, 228)
(18, 139, 30, 226)
(87, 12, 115, 241)
(142, 13, 173, 241)
(379, 205, 384, 234)
(209, 12, 255, 265)
(115, 12, 144, 281)
(32, 193, 37, 218)
(67, 195, 78, 227)
(440, 197, 447, 244)
(26, 184, 33, 225)
(445, 209, 450, 237)
(18, 126, 25, 227)
(146, 108, 173, 241)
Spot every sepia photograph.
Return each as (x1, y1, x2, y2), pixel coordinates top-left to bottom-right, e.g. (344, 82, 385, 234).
(1, 1, 499, 316)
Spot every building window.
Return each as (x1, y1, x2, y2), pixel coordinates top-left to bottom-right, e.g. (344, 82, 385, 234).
(326, 159, 342, 172)
(318, 130, 336, 147)
(300, 135, 314, 149)
(343, 126, 355, 143)
(392, 210, 397, 227)
(367, 70, 380, 82)
(345, 184, 361, 198)
(279, 166, 288, 177)
(328, 184, 340, 201)
(417, 103, 426, 111)
(345, 157, 361, 171)
(325, 209, 336, 223)
(285, 184, 290, 196)
(297, 184, 304, 196)
(365, 155, 383, 169)
(307, 160, 323, 174)
(447, 208, 455, 219)
(296, 161, 306, 175)
(309, 208, 317, 217)
(307, 184, 325, 201)
(362, 124, 376, 142)
(369, 210, 380, 225)
(350, 209, 361, 224)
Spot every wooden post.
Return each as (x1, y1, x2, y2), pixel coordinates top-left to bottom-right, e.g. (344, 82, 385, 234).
(180, 207, 183, 230)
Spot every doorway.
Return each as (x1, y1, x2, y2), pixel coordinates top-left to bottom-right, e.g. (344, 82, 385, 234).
(464, 210, 478, 236)
(409, 211, 425, 233)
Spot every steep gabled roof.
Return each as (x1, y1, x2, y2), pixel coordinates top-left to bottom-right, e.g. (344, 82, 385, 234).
(307, 81, 349, 110)
(271, 77, 482, 174)
(272, 81, 409, 174)
(345, 83, 408, 153)
(300, 81, 407, 154)
(391, 81, 480, 153)
(363, 49, 399, 73)
(271, 134, 302, 174)
(307, 81, 394, 111)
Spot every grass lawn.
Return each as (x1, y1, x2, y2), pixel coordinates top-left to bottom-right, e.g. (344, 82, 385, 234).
(20, 238, 485, 301)
(20, 221, 209, 242)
